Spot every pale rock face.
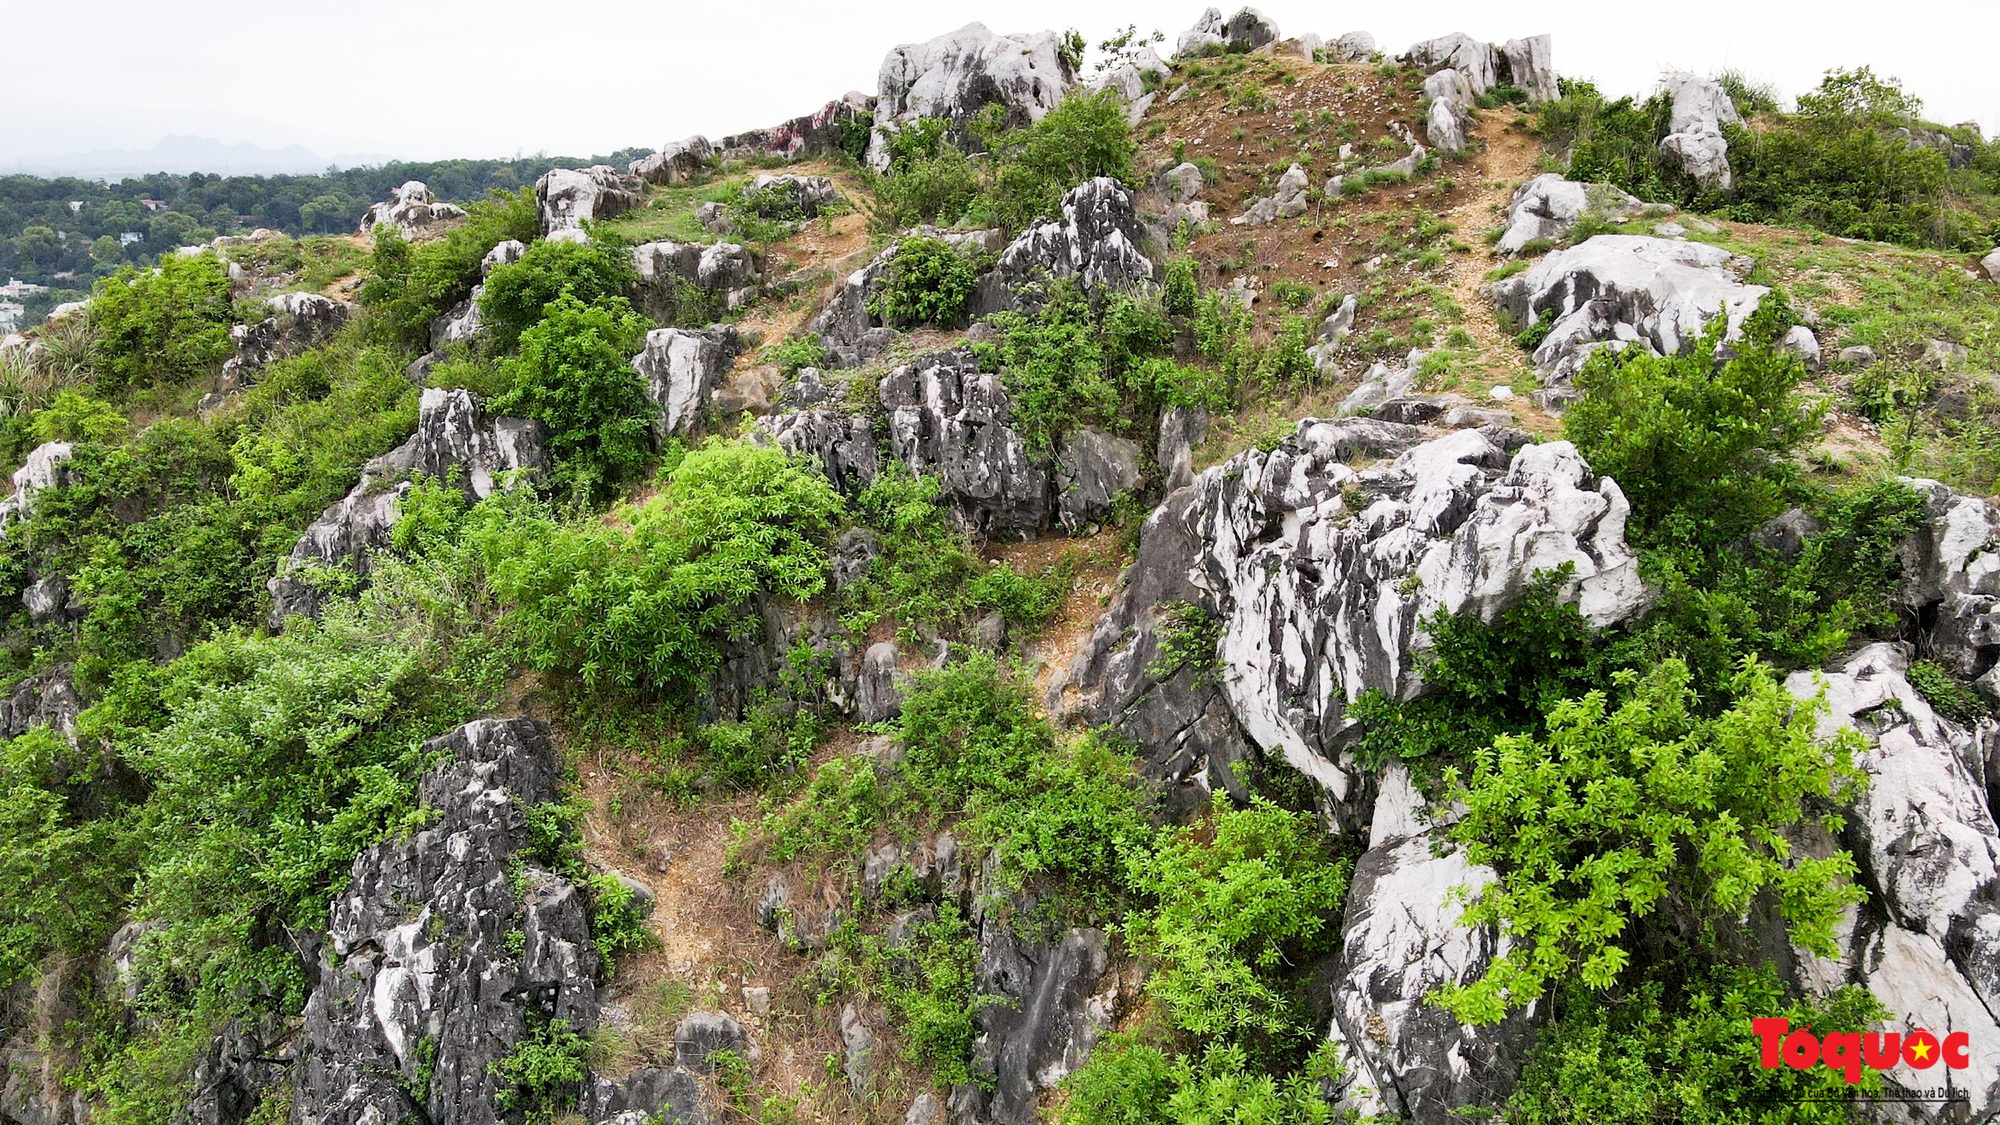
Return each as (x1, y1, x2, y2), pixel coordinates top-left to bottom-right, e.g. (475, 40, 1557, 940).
(1981, 247, 2000, 281)
(1159, 161, 1205, 203)
(293, 718, 599, 1125)
(632, 327, 739, 439)
(1404, 33, 1497, 94)
(867, 23, 1078, 170)
(267, 390, 547, 626)
(1325, 765, 1537, 1122)
(745, 173, 840, 218)
(1896, 479, 2000, 701)
(1339, 350, 1421, 415)
(534, 166, 644, 237)
(973, 178, 1155, 315)
(1068, 423, 1650, 809)
(222, 291, 353, 389)
(880, 349, 1050, 535)
(359, 180, 467, 235)
(1783, 323, 1822, 369)
(717, 91, 874, 161)
(630, 240, 759, 319)
(1487, 234, 1767, 407)
(1495, 174, 1655, 256)
(1233, 162, 1310, 225)
(1055, 428, 1144, 531)
(0, 441, 72, 535)
(1174, 7, 1280, 57)
(1327, 31, 1376, 61)
(1656, 73, 1741, 190)
(629, 135, 715, 184)
(1498, 35, 1556, 103)
(1786, 644, 2000, 1117)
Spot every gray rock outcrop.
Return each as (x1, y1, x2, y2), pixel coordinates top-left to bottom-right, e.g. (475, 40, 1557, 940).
(0, 665, 80, 741)
(632, 327, 740, 439)
(0, 441, 72, 536)
(222, 292, 352, 388)
(1401, 32, 1556, 149)
(971, 178, 1155, 315)
(1174, 7, 1280, 57)
(430, 238, 525, 354)
(868, 24, 1078, 170)
(630, 240, 758, 318)
(1232, 163, 1309, 226)
(717, 92, 874, 162)
(814, 229, 1004, 366)
(536, 166, 644, 240)
(881, 350, 1051, 535)
(268, 389, 547, 626)
(1897, 479, 2000, 702)
(1065, 423, 1650, 811)
(1656, 72, 1741, 191)
(956, 906, 1112, 1125)
(1055, 429, 1143, 531)
(1981, 247, 2000, 282)
(1325, 32, 1377, 62)
(1495, 174, 1658, 255)
(630, 136, 715, 185)
(293, 717, 599, 1125)
(744, 174, 839, 218)
(360, 181, 467, 235)
(1488, 234, 1767, 407)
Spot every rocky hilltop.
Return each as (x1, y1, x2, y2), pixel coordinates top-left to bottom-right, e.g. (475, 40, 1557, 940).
(3, 7, 2000, 1125)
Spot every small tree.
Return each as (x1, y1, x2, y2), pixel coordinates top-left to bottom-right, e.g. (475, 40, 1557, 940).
(479, 236, 637, 351)
(89, 252, 234, 394)
(492, 293, 653, 498)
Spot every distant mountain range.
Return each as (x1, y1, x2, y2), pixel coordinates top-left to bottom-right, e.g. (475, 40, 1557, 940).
(3, 134, 400, 180)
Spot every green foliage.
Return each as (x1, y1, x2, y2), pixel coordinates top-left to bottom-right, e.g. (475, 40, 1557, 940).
(1058, 1034, 1346, 1125)
(1436, 658, 1865, 1023)
(764, 334, 828, 375)
(1144, 601, 1222, 690)
(356, 188, 540, 350)
(867, 236, 987, 327)
(1161, 258, 1198, 316)
(1905, 659, 1987, 723)
(89, 253, 234, 395)
(868, 903, 983, 1085)
(584, 872, 657, 967)
(472, 440, 843, 702)
(478, 236, 639, 352)
(1564, 318, 1820, 547)
(1122, 798, 1349, 1058)
(491, 292, 655, 499)
(1509, 966, 1884, 1123)
(492, 1016, 588, 1122)
(977, 89, 1139, 231)
(872, 120, 982, 230)
(0, 726, 137, 987)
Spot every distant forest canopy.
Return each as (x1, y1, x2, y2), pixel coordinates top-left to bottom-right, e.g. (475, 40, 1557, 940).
(0, 148, 649, 312)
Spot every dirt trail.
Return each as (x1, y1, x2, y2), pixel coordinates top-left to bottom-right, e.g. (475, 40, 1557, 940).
(1441, 113, 1546, 409)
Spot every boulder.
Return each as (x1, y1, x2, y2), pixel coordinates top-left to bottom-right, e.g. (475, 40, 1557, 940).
(586, 1067, 710, 1125)
(0, 665, 80, 741)
(972, 178, 1155, 315)
(535, 166, 644, 238)
(957, 911, 1112, 1125)
(1232, 163, 1310, 226)
(630, 240, 759, 318)
(222, 291, 353, 389)
(268, 389, 546, 626)
(880, 350, 1051, 536)
(359, 181, 466, 235)
(1159, 162, 1205, 203)
(1785, 645, 2000, 1117)
(1065, 424, 1650, 812)
(1158, 406, 1210, 493)
(630, 136, 715, 185)
(1498, 35, 1556, 103)
(754, 407, 880, 493)
(293, 718, 598, 1125)
(1783, 324, 1822, 370)
(1895, 479, 2000, 698)
(1174, 7, 1279, 57)
(1326, 32, 1376, 62)
(744, 174, 840, 218)
(673, 1012, 749, 1073)
(632, 327, 740, 440)
(1403, 33, 1496, 95)
(717, 92, 875, 162)
(1090, 47, 1167, 127)
(1487, 234, 1766, 407)
(1339, 350, 1421, 415)
(1982, 247, 2000, 281)
(1495, 174, 1654, 255)
(868, 24, 1078, 170)
(1325, 765, 1537, 1121)
(839, 1004, 874, 1091)
(856, 642, 903, 725)
(1055, 428, 1143, 531)
(0, 441, 72, 535)
(1423, 71, 1471, 152)
(1656, 73, 1741, 191)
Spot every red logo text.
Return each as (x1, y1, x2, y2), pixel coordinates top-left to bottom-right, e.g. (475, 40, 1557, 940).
(1753, 1019, 1971, 1084)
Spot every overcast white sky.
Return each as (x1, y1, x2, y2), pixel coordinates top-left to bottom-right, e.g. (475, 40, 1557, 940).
(5, 0, 1997, 167)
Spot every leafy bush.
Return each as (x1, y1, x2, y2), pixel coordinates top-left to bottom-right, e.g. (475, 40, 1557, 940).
(89, 253, 234, 395)
(977, 89, 1138, 231)
(1122, 798, 1349, 1057)
(868, 903, 982, 1084)
(490, 292, 654, 499)
(471, 440, 844, 702)
(479, 236, 638, 352)
(872, 119, 983, 229)
(764, 334, 827, 375)
(584, 872, 656, 967)
(1508, 966, 1884, 1123)
(868, 236, 987, 327)
(0, 725, 137, 988)
(1058, 1037, 1346, 1125)
(492, 1016, 588, 1122)
(357, 188, 540, 350)
(1436, 658, 1865, 1023)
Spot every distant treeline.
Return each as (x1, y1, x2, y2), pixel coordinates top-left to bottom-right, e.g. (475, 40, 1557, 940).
(0, 149, 649, 307)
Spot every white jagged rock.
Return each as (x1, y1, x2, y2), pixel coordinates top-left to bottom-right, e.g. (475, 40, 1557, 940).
(632, 327, 739, 439)
(1980, 247, 2000, 281)
(1233, 162, 1310, 226)
(1786, 643, 2000, 1117)
(973, 178, 1154, 314)
(1488, 234, 1767, 406)
(1174, 7, 1281, 58)
(1656, 73, 1741, 190)
(1495, 174, 1657, 255)
(0, 441, 73, 535)
(534, 165, 643, 238)
(867, 23, 1078, 170)
(358, 181, 466, 235)
(629, 135, 714, 185)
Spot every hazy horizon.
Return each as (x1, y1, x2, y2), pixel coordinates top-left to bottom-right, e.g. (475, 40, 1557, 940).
(6, 0, 1997, 179)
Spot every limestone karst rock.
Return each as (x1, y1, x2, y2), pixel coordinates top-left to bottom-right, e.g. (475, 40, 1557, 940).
(535, 165, 644, 240)
(867, 23, 1078, 170)
(1657, 72, 1743, 190)
(1173, 7, 1281, 58)
(971, 178, 1155, 315)
(629, 135, 715, 184)
(1495, 174, 1660, 255)
(221, 291, 352, 389)
(631, 326, 740, 440)
(359, 180, 467, 235)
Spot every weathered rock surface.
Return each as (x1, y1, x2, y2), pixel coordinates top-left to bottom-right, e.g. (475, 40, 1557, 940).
(956, 903, 1112, 1125)
(673, 1011, 749, 1073)
(972, 178, 1155, 315)
(268, 389, 546, 626)
(814, 229, 1003, 366)
(222, 292, 352, 388)
(1055, 428, 1143, 531)
(1495, 174, 1658, 255)
(1982, 247, 2000, 282)
(881, 349, 1051, 535)
(1402, 31, 1555, 151)
(1090, 46, 1167, 126)
(586, 1067, 711, 1125)
(1786, 644, 2000, 1118)
(632, 327, 741, 439)
(717, 92, 874, 162)
(1066, 424, 1650, 810)
(856, 642, 904, 724)
(1174, 7, 1280, 57)
(536, 166, 644, 239)
(1325, 31, 1376, 62)
(630, 240, 759, 318)
(1897, 479, 2000, 701)
(744, 174, 839, 218)
(428, 239, 525, 355)
(868, 24, 1078, 170)
(1325, 765, 1536, 1121)
(0, 665, 80, 741)
(1488, 234, 1766, 407)
(753, 402, 880, 494)
(1232, 162, 1309, 226)
(293, 718, 599, 1125)
(630, 136, 715, 185)
(0, 441, 72, 535)
(1657, 72, 1741, 191)
(360, 181, 466, 235)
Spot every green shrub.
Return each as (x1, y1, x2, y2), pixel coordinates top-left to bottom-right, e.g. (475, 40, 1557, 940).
(868, 237, 987, 327)
(479, 236, 638, 352)
(584, 872, 657, 967)
(491, 292, 654, 499)
(89, 253, 234, 395)
(1436, 658, 1865, 1024)
(977, 89, 1138, 231)
(357, 188, 540, 350)
(868, 903, 982, 1084)
(764, 334, 827, 375)
(1905, 659, 1986, 722)
(1161, 258, 1198, 316)
(1057, 1037, 1345, 1125)
(1122, 798, 1349, 1057)
(492, 1016, 588, 1122)
(0, 725, 137, 988)
(873, 119, 983, 229)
